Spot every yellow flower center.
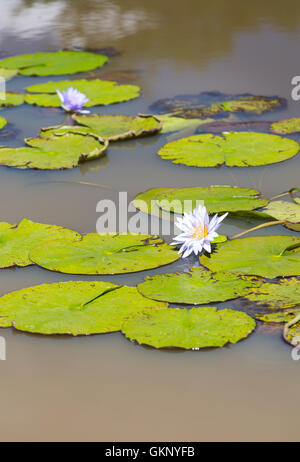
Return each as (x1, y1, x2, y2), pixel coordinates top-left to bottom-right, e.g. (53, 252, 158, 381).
(191, 224, 208, 240)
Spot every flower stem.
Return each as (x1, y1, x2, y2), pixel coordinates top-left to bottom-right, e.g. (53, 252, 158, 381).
(231, 220, 285, 239)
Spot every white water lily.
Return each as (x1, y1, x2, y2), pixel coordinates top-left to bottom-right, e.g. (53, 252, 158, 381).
(172, 204, 228, 258)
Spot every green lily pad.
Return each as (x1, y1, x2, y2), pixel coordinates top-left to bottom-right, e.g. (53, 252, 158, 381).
(270, 118, 300, 134)
(30, 233, 179, 275)
(157, 186, 268, 214)
(0, 281, 167, 335)
(41, 114, 161, 141)
(0, 217, 80, 268)
(255, 309, 300, 323)
(0, 68, 18, 81)
(156, 114, 213, 134)
(0, 92, 24, 108)
(201, 236, 300, 278)
(261, 201, 300, 224)
(150, 92, 284, 119)
(0, 117, 7, 130)
(0, 133, 108, 170)
(122, 307, 256, 349)
(284, 313, 300, 346)
(133, 187, 176, 218)
(25, 79, 140, 107)
(0, 51, 108, 76)
(138, 267, 260, 304)
(246, 278, 300, 315)
(158, 133, 299, 167)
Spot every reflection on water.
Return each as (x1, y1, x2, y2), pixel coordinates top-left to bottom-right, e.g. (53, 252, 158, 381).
(1, 0, 300, 442)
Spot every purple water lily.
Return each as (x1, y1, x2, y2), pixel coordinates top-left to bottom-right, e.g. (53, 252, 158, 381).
(171, 204, 228, 258)
(56, 87, 90, 114)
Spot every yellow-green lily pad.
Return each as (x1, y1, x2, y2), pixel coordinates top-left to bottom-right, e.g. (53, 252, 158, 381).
(41, 114, 161, 141)
(0, 92, 24, 108)
(0, 117, 7, 130)
(122, 307, 256, 349)
(270, 118, 300, 135)
(0, 281, 167, 335)
(0, 132, 108, 170)
(30, 233, 179, 275)
(201, 236, 300, 278)
(138, 267, 261, 304)
(0, 51, 108, 76)
(0, 217, 80, 268)
(25, 79, 140, 107)
(0, 68, 18, 81)
(158, 133, 299, 168)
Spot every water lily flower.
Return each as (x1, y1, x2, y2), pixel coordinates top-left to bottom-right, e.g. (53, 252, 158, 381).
(171, 204, 228, 258)
(56, 87, 90, 113)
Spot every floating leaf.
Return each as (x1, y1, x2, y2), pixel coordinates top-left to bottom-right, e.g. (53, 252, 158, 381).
(122, 307, 256, 349)
(199, 120, 272, 133)
(256, 309, 300, 323)
(0, 51, 108, 76)
(138, 267, 260, 304)
(284, 313, 300, 346)
(133, 187, 176, 218)
(25, 79, 140, 107)
(30, 233, 179, 275)
(150, 91, 284, 119)
(246, 279, 300, 311)
(158, 133, 299, 168)
(41, 114, 161, 141)
(0, 133, 108, 170)
(0, 218, 80, 268)
(157, 186, 268, 214)
(0, 92, 24, 108)
(270, 118, 300, 134)
(156, 114, 213, 134)
(0, 117, 7, 130)
(0, 68, 18, 81)
(201, 236, 300, 278)
(261, 201, 300, 224)
(0, 281, 167, 335)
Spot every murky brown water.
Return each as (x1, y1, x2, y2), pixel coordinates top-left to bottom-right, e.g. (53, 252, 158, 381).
(0, 0, 300, 442)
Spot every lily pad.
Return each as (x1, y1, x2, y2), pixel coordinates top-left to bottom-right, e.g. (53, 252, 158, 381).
(122, 307, 256, 349)
(0, 132, 108, 170)
(201, 236, 300, 278)
(138, 267, 260, 304)
(270, 118, 300, 134)
(25, 79, 140, 107)
(30, 233, 179, 275)
(155, 114, 213, 134)
(150, 91, 284, 119)
(284, 314, 300, 346)
(157, 186, 268, 214)
(261, 201, 300, 224)
(41, 114, 161, 141)
(0, 92, 24, 108)
(246, 278, 300, 311)
(133, 187, 176, 218)
(0, 217, 80, 268)
(0, 51, 108, 76)
(0, 117, 7, 130)
(158, 133, 299, 168)
(0, 68, 18, 81)
(0, 281, 167, 335)
(255, 309, 300, 323)
(199, 120, 272, 134)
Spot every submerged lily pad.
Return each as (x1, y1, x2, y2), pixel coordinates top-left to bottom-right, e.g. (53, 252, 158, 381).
(41, 114, 161, 141)
(0, 117, 7, 130)
(270, 118, 300, 134)
(0, 68, 18, 81)
(158, 133, 299, 167)
(150, 92, 284, 119)
(0, 133, 108, 170)
(122, 307, 256, 349)
(0, 51, 108, 76)
(157, 186, 268, 214)
(201, 236, 300, 278)
(30, 233, 179, 275)
(261, 201, 300, 224)
(0, 281, 167, 335)
(0, 92, 24, 108)
(25, 79, 140, 107)
(138, 267, 260, 304)
(0, 218, 80, 268)
(199, 120, 272, 134)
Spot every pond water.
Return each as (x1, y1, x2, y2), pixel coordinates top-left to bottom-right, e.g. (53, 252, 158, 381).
(0, 0, 300, 442)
